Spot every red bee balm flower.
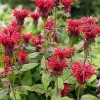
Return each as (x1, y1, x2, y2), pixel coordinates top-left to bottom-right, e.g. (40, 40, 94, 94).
(45, 18, 54, 30)
(72, 62, 95, 84)
(13, 9, 29, 25)
(62, 0, 73, 13)
(0, 24, 20, 56)
(18, 50, 28, 64)
(3, 56, 10, 65)
(33, 0, 54, 18)
(30, 12, 40, 24)
(67, 19, 82, 37)
(22, 34, 32, 44)
(47, 57, 67, 75)
(60, 84, 70, 97)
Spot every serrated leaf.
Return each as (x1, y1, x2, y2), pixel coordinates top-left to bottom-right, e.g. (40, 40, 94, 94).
(21, 71, 32, 86)
(80, 94, 98, 100)
(60, 96, 74, 100)
(42, 73, 51, 90)
(0, 89, 9, 99)
(28, 52, 39, 59)
(30, 84, 45, 94)
(20, 63, 38, 72)
(87, 75, 97, 84)
(57, 77, 64, 90)
(51, 95, 61, 100)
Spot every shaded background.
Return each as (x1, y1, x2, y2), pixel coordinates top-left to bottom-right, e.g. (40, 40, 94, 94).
(0, 0, 100, 18)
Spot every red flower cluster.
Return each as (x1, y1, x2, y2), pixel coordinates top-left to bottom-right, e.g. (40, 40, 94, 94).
(33, 0, 54, 18)
(0, 66, 12, 77)
(22, 34, 32, 44)
(45, 18, 54, 30)
(3, 56, 10, 66)
(72, 61, 95, 84)
(18, 50, 28, 64)
(32, 34, 44, 52)
(60, 84, 70, 97)
(13, 9, 29, 25)
(47, 57, 67, 75)
(62, 0, 73, 13)
(0, 24, 20, 56)
(30, 12, 40, 24)
(67, 19, 82, 37)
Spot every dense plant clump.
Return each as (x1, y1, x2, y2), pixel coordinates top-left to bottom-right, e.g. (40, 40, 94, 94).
(0, 0, 100, 100)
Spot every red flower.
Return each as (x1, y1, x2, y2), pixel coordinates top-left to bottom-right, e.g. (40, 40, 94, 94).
(31, 34, 44, 52)
(62, 0, 73, 13)
(30, 12, 40, 24)
(33, 0, 54, 18)
(45, 18, 54, 30)
(72, 62, 95, 84)
(0, 66, 12, 77)
(18, 50, 28, 64)
(54, 48, 70, 59)
(81, 24, 98, 43)
(3, 56, 10, 65)
(13, 9, 29, 25)
(67, 19, 82, 37)
(60, 84, 70, 97)
(50, 33, 58, 43)
(22, 34, 32, 44)
(0, 24, 20, 56)
(47, 57, 67, 75)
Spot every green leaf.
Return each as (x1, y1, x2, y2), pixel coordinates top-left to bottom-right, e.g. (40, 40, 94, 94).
(81, 94, 98, 100)
(60, 97, 74, 100)
(62, 69, 72, 80)
(41, 56, 46, 69)
(21, 71, 32, 86)
(42, 73, 51, 90)
(0, 89, 9, 99)
(29, 93, 38, 100)
(20, 63, 39, 72)
(51, 95, 61, 100)
(55, 31, 65, 45)
(57, 77, 64, 90)
(30, 84, 45, 94)
(87, 75, 97, 84)
(28, 52, 39, 59)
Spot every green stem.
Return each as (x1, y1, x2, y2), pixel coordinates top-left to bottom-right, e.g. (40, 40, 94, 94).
(56, 76, 59, 95)
(77, 84, 81, 100)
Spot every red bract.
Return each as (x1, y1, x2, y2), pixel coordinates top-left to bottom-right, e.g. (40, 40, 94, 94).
(13, 9, 29, 25)
(54, 48, 70, 59)
(22, 34, 32, 44)
(18, 50, 28, 64)
(50, 33, 58, 43)
(0, 66, 12, 77)
(72, 62, 95, 84)
(0, 25, 20, 56)
(67, 19, 82, 37)
(47, 57, 67, 75)
(62, 0, 73, 13)
(3, 56, 10, 65)
(45, 18, 54, 30)
(81, 24, 99, 43)
(60, 84, 70, 97)
(30, 12, 40, 24)
(33, 0, 54, 18)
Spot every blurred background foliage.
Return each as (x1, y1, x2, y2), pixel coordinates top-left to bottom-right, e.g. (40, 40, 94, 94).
(0, 0, 100, 18)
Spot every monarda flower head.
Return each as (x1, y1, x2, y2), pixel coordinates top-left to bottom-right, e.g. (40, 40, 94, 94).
(30, 12, 40, 24)
(67, 19, 82, 37)
(13, 8, 29, 25)
(22, 33, 32, 44)
(60, 84, 70, 97)
(33, 0, 54, 18)
(47, 57, 67, 75)
(3, 56, 10, 66)
(72, 61, 95, 84)
(0, 24, 20, 56)
(45, 18, 54, 31)
(18, 50, 28, 64)
(62, 0, 73, 13)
